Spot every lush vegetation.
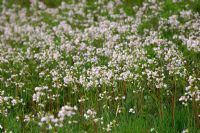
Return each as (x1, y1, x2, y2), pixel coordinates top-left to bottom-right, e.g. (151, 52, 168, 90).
(0, 0, 200, 132)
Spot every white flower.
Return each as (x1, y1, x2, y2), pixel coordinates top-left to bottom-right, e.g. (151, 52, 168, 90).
(168, 15, 179, 27)
(84, 109, 97, 119)
(129, 108, 135, 114)
(58, 105, 77, 120)
(150, 128, 155, 132)
(11, 99, 17, 106)
(63, 76, 73, 85)
(182, 129, 189, 133)
(30, 0, 37, 5)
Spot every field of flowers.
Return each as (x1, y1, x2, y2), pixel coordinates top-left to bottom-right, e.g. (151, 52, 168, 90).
(0, 0, 200, 132)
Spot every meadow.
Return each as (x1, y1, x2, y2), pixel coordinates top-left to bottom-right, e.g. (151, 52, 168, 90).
(0, 0, 200, 132)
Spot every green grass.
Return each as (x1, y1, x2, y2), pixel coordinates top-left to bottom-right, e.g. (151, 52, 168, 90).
(114, 106, 199, 133)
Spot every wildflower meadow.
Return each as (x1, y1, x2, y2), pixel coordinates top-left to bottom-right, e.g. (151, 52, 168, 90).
(0, 0, 200, 132)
